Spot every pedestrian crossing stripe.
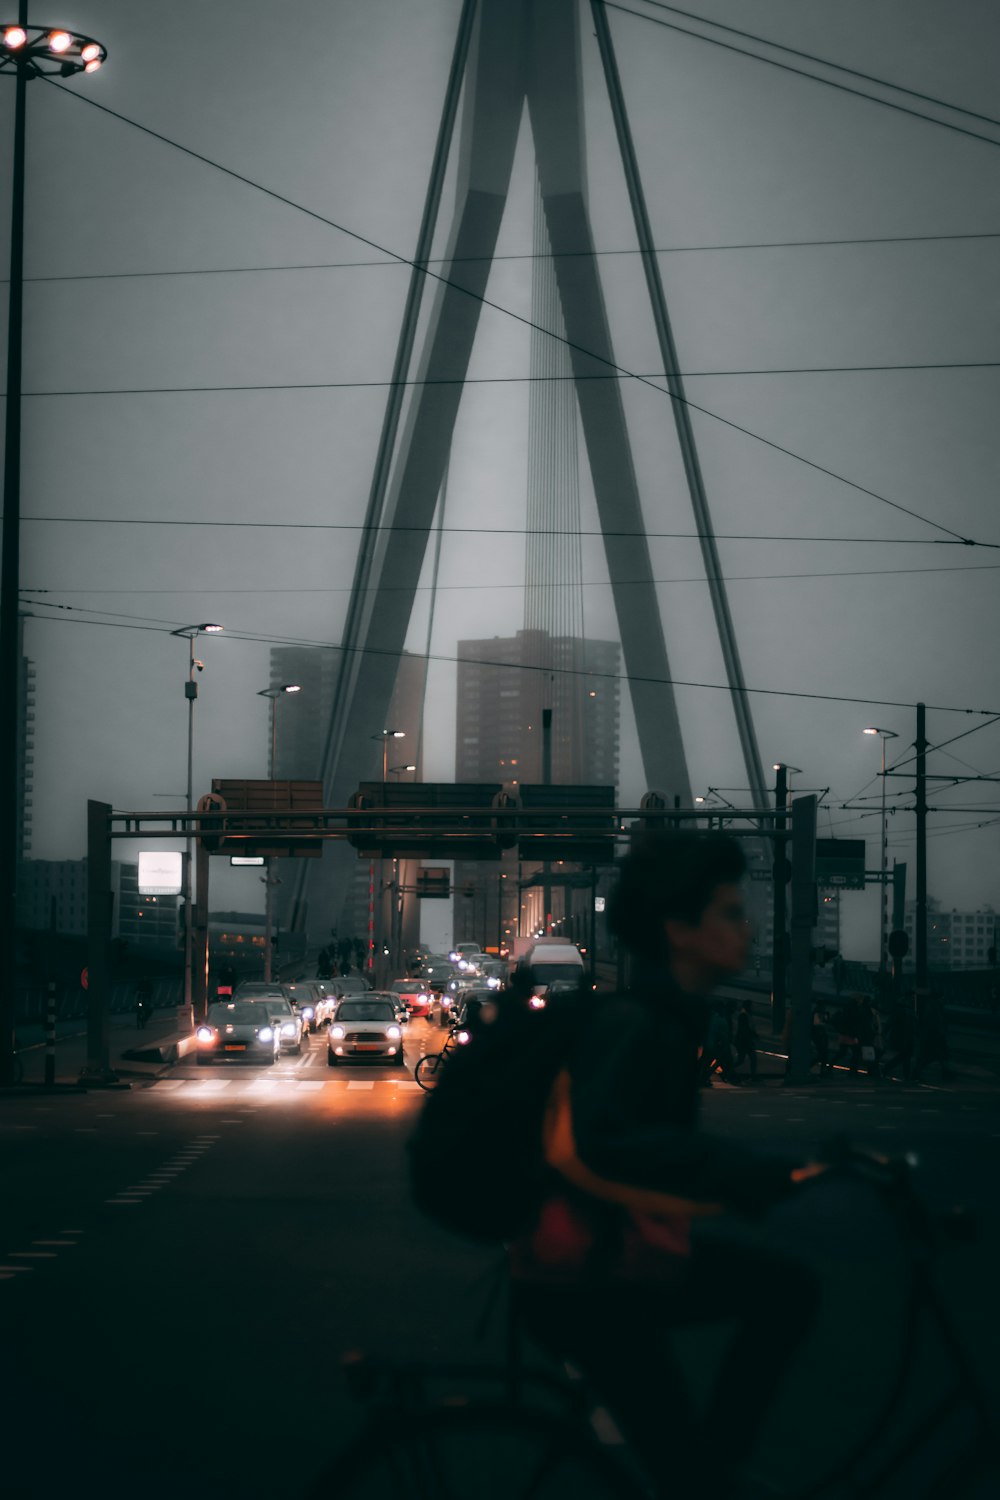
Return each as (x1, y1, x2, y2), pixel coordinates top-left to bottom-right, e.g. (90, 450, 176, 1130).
(150, 1078, 422, 1092)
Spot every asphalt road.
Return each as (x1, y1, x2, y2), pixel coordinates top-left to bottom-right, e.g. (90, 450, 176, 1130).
(2, 1020, 998, 1499)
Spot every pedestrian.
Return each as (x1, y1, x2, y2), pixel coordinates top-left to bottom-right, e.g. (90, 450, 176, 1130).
(732, 1000, 759, 1081)
(912, 989, 953, 1082)
(699, 1000, 741, 1086)
(508, 830, 826, 1500)
(810, 1004, 831, 1073)
(881, 992, 915, 1079)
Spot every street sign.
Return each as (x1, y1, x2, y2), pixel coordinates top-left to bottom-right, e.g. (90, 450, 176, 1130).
(347, 783, 510, 860)
(594, 895, 606, 913)
(415, 867, 451, 899)
(230, 856, 265, 867)
(138, 849, 183, 895)
(205, 780, 324, 858)
(815, 838, 866, 890)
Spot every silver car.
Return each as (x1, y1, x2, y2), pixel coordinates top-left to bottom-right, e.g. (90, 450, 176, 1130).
(283, 980, 334, 1029)
(327, 996, 405, 1067)
(195, 1001, 281, 1066)
(241, 994, 309, 1055)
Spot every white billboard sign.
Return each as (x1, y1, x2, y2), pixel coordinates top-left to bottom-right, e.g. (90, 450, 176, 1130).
(138, 850, 183, 896)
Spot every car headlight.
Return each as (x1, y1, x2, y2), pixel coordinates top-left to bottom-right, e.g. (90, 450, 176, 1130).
(330, 1025, 345, 1040)
(281, 1021, 297, 1037)
(301, 1006, 315, 1020)
(196, 1026, 214, 1043)
(420, 993, 431, 1003)
(386, 1025, 401, 1040)
(442, 997, 452, 1008)
(529, 996, 546, 1010)
(258, 1026, 274, 1042)
(456, 1030, 471, 1045)
(487, 977, 500, 988)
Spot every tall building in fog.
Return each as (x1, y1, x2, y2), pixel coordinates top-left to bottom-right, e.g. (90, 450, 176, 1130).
(456, 630, 619, 787)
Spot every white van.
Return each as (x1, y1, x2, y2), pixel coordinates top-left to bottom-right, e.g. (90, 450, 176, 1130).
(520, 938, 585, 994)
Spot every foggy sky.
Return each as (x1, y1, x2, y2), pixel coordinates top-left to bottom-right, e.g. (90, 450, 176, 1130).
(4, 0, 999, 954)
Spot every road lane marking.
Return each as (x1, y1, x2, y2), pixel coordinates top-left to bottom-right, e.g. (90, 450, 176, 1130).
(151, 1081, 184, 1091)
(347, 1082, 375, 1091)
(136, 1131, 159, 1136)
(11, 1251, 57, 1258)
(192, 1080, 231, 1091)
(297, 1081, 324, 1091)
(106, 1199, 143, 1205)
(0, 1264, 33, 1272)
(32, 1241, 76, 1246)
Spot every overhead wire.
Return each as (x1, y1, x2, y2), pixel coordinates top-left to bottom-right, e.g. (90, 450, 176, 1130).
(20, 515, 1000, 548)
(598, 0, 1000, 150)
(626, 0, 1000, 130)
(7, 230, 1000, 286)
(40, 78, 988, 549)
(20, 598, 1000, 719)
(14, 360, 1000, 396)
(19, 560, 1000, 597)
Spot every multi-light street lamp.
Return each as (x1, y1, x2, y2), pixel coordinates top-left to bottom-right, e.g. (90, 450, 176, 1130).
(257, 684, 301, 981)
(388, 763, 417, 779)
(0, 12, 108, 1083)
(371, 729, 406, 781)
(170, 624, 223, 1026)
(864, 727, 899, 978)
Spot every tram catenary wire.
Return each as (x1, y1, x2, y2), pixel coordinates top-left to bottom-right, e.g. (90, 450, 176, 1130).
(39, 79, 981, 547)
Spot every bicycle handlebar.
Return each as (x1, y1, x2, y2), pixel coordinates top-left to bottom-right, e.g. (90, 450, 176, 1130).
(816, 1137, 980, 1250)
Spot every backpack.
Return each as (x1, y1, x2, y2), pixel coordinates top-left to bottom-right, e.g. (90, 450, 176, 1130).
(407, 989, 598, 1245)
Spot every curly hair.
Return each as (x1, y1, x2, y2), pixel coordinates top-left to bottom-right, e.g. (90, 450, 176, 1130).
(606, 830, 746, 961)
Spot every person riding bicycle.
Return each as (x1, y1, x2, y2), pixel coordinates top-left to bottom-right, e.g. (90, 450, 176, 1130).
(510, 831, 826, 1500)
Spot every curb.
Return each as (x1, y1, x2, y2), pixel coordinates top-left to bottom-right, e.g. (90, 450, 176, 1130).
(121, 1032, 200, 1066)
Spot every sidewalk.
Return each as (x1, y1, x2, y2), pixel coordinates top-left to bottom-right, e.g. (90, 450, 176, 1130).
(11, 1010, 192, 1088)
(724, 993, 1000, 1091)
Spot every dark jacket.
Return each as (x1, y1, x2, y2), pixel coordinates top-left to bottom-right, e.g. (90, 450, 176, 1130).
(566, 977, 796, 1216)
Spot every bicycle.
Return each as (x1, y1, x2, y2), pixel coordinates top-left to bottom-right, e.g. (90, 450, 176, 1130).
(300, 1144, 997, 1499)
(414, 1022, 471, 1091)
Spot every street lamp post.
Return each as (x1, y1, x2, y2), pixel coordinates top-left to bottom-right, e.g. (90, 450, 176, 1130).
(0, 16, 108, 1083)
(369, 731, 405, 981)
(864, 727, 899, 984)
(171, 624, 223, 1028)
(386, 763, 415, 973)
(257, 684, 301, 980)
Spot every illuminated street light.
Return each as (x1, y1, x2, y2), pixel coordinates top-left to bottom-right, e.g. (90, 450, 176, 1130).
(0, 10, 109, 1085)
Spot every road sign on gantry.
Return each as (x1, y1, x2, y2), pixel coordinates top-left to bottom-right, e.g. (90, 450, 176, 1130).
(347, 783, 509, 860)
(203, 780, 324, 857)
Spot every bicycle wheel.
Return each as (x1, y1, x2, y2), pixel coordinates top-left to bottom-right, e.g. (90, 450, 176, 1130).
(414, 1053, 445, 1091)
(301, 1400, 646, 1500)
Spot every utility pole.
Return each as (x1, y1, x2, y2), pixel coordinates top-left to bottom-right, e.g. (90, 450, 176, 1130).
(771, 764, 788, 1034)
(915, 702, 928, 992)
